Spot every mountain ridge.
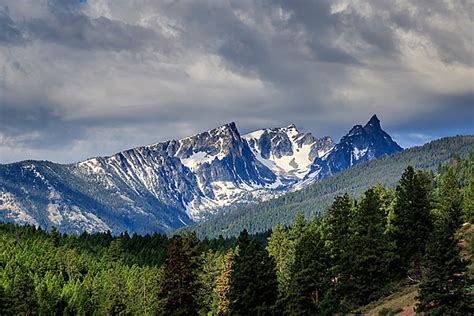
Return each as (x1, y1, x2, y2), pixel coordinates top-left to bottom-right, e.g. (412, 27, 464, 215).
(0, 115, 404, 234)
(186, 135, 474, 239)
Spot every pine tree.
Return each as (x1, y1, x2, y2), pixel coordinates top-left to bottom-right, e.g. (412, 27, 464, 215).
(229, 229, 278, 314)
(0, 284, 11, 315)
(286, 220, 336, 315)
(103, 269, 128, 316)
(416, 216, 473, 315)
(438, 166, 463, 229)
(10, 269, 38, 315)
(267, 213, 307, 298)
(345, 187, 397, 306)
(322, 194, 353, 309)
(215, 249, 234, 315)
(391, 166, 433, 280)
(106, 239, 124, 263)
(159, 233, 200, 315)
(267, 224, 291, 296)
(36, 271, 66, 315)
(197, 249, 224, 315)
(463, 177, 474, 222)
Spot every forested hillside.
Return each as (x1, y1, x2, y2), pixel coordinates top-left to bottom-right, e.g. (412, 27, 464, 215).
(0, 155, 472, 315)
(189, 135, 474, 238)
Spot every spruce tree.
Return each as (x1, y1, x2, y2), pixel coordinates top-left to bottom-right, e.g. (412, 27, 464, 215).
(346, 187, 397, 306)
(160, 233, 200, 315)
(438, 166, 463, 229)
(0, 284, 11, 315)
(229, 229, 278, 315)
(391, 166, 433, 280)
(463, 177, 474, 222)
(10, 269, 38, 315)
(286, 220, 336, 315)
(416, 216, 473, 315)
(322, 194, 353, 308)
(267, 213, 306, 297)
(267, 224, 291, 294)
(197, 250, 224, 315)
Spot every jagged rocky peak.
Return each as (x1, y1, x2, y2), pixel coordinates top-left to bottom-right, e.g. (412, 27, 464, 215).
(311, 114, 403, 177)
(173, 122, 241, 159)
(365, 114, 381, 129)
(243, 124, 335, 180)
(309, 136, 335, 160)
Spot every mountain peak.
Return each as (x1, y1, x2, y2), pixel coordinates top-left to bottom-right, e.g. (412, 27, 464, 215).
(214, 122, 239, 134)
(365, 114, 381, 129)
(186, 122, 240, 140)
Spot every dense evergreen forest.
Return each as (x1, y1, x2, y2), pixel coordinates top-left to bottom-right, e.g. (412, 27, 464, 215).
(0, 154, 473, 315)
(189, 135, 474, 238)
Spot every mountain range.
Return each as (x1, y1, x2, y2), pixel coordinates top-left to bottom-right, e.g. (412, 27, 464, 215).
(188, 135, 474, 238)
(0, 115, 403, 234)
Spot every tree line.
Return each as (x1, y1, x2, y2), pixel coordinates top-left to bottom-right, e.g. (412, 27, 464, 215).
(0, 154, 473, 315)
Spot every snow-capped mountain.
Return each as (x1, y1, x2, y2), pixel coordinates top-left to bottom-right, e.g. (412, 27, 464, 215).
(305, 115, 403, 184)
(243, 125, 334, 180)
(75, 122, 278, 221)
(0, 115, 403, 234)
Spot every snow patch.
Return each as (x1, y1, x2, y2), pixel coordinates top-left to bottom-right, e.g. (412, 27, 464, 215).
(243, 126, 321, 180)
(0, 192, 39, 226)
(180, 151, 224, 171)
(352, 147, 368, 161)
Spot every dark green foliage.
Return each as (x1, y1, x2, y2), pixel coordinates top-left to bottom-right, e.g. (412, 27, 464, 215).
(229, 230, 278, 315)
(343, 187, 397, 307)
(463, 177, 474, 222)
(416, 216, 473, 315)
(322, 194, 353, 307)
(285, 221, 336, 315)
(0, 284, 9, 315)
(160, 233, 200, 315)
(391, 166, 433, 279)
(10, 269, 38, 315)
(0, 154, 472, 315)
(437, 166, 464, 229)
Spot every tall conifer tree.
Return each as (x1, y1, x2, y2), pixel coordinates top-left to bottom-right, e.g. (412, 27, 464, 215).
(438, 167, 463, 229)
(229, 229, 278, 314)
(346, 187, 396, 306)
(160, 233, 200, 315)
(391, 166, 433, 279)
(416, 216, 473, 315)
(323, 194, 353, 308)
(286, 220, 336, 315)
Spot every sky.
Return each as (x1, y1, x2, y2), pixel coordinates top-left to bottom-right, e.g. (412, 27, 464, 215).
(0, 0, 473, 164)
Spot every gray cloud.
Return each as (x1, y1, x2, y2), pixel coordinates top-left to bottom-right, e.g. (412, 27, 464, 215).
(26, 14, 158, 51)
(0, 0, 472, 163)
(0, 9, 25, 44)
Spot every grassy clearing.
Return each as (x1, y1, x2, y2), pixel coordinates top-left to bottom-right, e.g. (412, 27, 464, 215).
(359, 284, 419, 316)
(359, 222, 474, 315)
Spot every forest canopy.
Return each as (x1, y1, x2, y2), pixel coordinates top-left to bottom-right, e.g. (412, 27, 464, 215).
(0, 154, 473, 315)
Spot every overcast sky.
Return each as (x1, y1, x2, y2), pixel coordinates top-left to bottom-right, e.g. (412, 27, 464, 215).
(0, 0, 473, 163)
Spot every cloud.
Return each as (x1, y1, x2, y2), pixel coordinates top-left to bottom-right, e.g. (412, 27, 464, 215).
(0, 0, 472, 163)
(0, 9, 26, 44)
